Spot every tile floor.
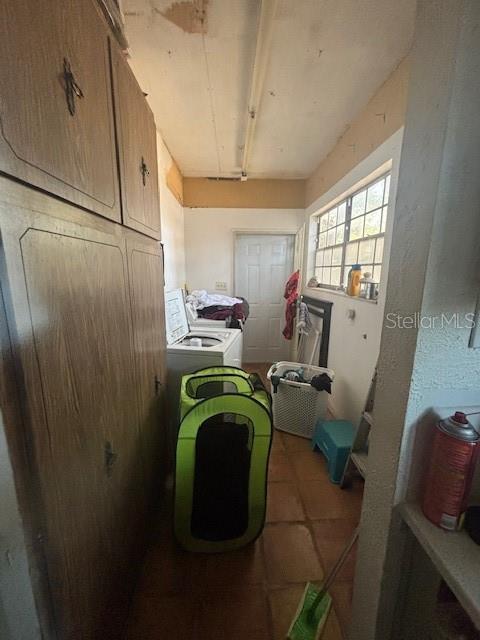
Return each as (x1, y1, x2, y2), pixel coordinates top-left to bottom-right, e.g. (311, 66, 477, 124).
(126, 364, 364, 640)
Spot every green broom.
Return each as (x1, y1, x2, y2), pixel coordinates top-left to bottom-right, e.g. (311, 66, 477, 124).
(287, 527, 359, 640)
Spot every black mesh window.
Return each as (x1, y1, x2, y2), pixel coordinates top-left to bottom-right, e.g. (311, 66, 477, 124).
(191, 415, 253, 541)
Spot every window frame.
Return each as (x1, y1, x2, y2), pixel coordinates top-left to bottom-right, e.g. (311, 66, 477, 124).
(313, 171, 391, 291)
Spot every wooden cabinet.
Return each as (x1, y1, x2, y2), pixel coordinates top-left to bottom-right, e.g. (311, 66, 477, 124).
(111, 42, 162, 240)
(126, 233, 168, 501)
(0, 186, 167, 639)
(0, 0, 168, 635)
(0, 0, 121, 222)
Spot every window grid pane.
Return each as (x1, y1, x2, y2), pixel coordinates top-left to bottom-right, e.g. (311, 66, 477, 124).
(314, 173, 390, 289)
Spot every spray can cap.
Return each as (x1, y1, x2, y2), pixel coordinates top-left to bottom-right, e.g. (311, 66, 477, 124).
(453, 411, 468, 424)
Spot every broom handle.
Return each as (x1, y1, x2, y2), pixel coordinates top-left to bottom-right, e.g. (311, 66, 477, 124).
(311, 526, 360, 612)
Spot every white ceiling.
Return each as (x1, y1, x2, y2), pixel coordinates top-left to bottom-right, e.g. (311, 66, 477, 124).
(123, 0, 416, 179)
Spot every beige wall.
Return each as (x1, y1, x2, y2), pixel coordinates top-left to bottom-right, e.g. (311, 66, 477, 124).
(165, 158, 184, 205)
(183, 177, 305, 209)
(184, 207, 304, 296)
(303, 129, 403, 425)
(305, 57, 410, 208)
(157, 134, 186, 290)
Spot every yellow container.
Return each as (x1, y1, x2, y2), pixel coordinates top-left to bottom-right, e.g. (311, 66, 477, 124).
(347, 264, 362, 296)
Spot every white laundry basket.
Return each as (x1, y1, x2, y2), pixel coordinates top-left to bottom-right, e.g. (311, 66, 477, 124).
(267, 361, 334, 439)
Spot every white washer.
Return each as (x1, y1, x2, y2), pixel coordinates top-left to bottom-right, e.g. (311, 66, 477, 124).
(165, 289, 243, 436)
(184, 299, 228, 329)
(190, 317, 228, 329)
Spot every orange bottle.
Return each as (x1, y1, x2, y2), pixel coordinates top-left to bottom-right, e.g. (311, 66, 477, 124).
(347, 264, 362, 296)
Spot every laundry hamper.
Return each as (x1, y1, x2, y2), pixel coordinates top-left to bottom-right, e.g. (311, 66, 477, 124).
(174, 366, 272, 553)
(267, 361, 334, 439)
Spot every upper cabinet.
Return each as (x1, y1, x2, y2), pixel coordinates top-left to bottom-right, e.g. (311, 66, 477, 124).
(111, 42, 162, 240)
(0, 0, 121, 222)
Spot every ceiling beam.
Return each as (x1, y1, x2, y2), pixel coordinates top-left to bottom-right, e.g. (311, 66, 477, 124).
(241, 0, 278, 179)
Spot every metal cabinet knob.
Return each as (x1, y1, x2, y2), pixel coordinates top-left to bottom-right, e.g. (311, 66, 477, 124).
(63, 58, 84, 116)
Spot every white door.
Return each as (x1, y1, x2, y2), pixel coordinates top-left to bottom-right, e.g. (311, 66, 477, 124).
(235, 234, 294, 363)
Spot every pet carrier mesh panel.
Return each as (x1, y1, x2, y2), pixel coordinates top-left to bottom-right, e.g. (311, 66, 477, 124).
(174, 366, 272, 552)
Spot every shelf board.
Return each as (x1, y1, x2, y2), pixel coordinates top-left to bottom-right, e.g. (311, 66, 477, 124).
(351, 451, 368, 477)
(400, 502, 480, 629)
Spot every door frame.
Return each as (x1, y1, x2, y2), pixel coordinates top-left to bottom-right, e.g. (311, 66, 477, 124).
(232, 229, 297, 297)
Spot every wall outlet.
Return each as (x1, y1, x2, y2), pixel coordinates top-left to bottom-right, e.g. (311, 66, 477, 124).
(215, 281, 227, 291)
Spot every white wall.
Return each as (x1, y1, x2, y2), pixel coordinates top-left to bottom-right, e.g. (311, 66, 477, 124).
(302, 129, 404, 423)
(157, 134, 186, 291)
(184, 208, 304, 295)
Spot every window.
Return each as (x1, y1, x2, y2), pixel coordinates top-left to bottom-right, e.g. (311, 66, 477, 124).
(314, 173, 391, 289)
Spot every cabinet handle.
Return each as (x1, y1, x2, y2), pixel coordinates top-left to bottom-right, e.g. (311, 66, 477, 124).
(154, 375, 162, 395)
(140, 156, 150, 186)
(63, 58, 84, 116)
(104, 441, 117, 477)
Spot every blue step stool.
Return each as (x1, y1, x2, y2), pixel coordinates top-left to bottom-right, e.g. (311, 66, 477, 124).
(312, 420, 355, 484)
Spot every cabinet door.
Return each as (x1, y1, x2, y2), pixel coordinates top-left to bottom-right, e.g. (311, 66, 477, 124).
(0, 0, 121, 222)
(0, 204, 143, 639)
(126, 234, 168, 502)
(111, 42, 161, 240)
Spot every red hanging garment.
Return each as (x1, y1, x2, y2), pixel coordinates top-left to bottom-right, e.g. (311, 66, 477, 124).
(282, 270, 300, 340)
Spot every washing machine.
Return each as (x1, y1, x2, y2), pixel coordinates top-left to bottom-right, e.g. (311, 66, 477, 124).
(184, 299, 228, 329)
(165, 289, 243, 440)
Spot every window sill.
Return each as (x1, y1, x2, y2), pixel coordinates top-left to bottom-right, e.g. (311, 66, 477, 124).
(305, 286, 379, 304)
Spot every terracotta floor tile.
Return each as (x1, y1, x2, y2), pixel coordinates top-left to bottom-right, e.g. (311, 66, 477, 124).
(126, 594, 197, 640)
(312, 520, 358, 582)
(290, 449, 330, 483)
(263, 523, 323, 585)
(268, 447, 296, 482)
(270, 430, 286, 453)
(322, 607, 344, 640)
(266, 481, 305, 522)
(330, 581, 354, 637)
(269, 586, 305, 640)
(196, 539, 265, 588)
(196, 586, 270, 640)
(269, 586, 344, 640)
(136, 526, 191, 597)
(298, 480, 363, 520)
(280, 431, 314, 453)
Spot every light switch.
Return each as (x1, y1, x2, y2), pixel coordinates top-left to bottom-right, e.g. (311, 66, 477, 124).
(215, 281, 227, 291)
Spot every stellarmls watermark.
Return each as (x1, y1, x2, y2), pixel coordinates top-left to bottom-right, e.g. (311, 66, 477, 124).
(384, 312, 476, 330)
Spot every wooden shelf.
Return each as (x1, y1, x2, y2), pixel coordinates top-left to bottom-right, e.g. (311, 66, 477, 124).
(400, 502, 480, 629)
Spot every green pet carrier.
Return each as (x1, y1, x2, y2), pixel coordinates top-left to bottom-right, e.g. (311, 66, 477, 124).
(174, 366, 272, 553)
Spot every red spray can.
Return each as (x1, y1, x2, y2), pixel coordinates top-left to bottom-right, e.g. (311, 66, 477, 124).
(422, 412, 479, 531)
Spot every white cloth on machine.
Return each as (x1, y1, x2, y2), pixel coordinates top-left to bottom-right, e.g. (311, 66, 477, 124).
(186, 289, 243, 310)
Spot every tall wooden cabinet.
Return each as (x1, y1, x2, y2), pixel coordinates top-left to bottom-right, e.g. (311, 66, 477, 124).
(0, 187, 167, 639)
(0, 0, 121, 221)
(126, 233, 168, 500)
(111, 42, 162, 239)
(0, 0, 168, 638)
